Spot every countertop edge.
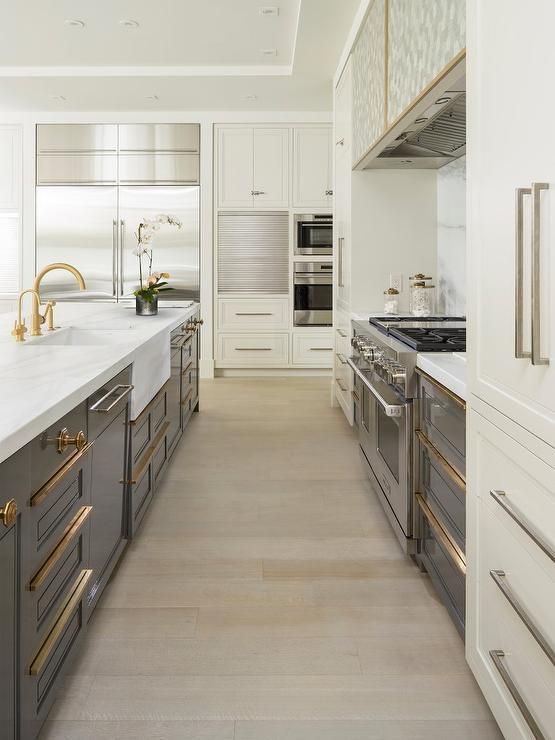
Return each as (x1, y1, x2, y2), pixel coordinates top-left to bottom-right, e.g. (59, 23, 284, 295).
(416, 353, 467, 401)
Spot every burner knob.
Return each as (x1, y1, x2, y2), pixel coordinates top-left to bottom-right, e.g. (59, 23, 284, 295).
(390, 366, 407, 385)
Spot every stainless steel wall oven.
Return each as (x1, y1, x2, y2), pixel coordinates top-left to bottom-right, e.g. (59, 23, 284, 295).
(294, 261, 333, 327)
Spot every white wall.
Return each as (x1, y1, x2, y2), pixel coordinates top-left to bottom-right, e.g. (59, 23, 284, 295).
(350, 169, 438, 313)
(0, 110, 331, 375)
(437, 156, 466, 315)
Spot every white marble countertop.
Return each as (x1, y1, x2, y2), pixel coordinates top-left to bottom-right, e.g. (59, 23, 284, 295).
(416, 352, 467, 401)
(0, 301, 199, 464)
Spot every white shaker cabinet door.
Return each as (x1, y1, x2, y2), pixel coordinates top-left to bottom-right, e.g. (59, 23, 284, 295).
(293, 127, 332, 209)
(252, 128, 289, 208)
(217, 128, 254, 209)
(0, 126, 21, 210)
(468, 0, 555, 446)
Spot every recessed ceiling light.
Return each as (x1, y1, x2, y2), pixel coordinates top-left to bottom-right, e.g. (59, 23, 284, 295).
(260, 48, 277, 56)
(119, 18, 139, 28)
(50, 95, 67, 101)
(64, 19, 85, 28)
(259, 6, 279, 16)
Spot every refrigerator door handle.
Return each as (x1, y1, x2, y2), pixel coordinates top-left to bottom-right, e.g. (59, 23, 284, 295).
(112, 219, 118, 297)
(119, 219, 125, 297)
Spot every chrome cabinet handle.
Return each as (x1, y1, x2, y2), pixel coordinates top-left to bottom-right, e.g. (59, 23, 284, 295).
(514, 187, 531, 359)
(490, 490, 555, 562)
(325, 189, 333, 196)
(251, 190, 266, 196)
(337, 353, 348, 364)
(119, 219, 125, 296)
(112, 219, 118, 297)
(338, 237, 344, 288)
(490, 570, 554, 665)
(235, 312, 273, 316)
(489, 650, 546, 740)
(335, 138, 345, 146)
(531, 182, 550, 366)
(0, 499, 17, 528)
(335, 378, 347, 392)
(336, 329, 348, 338)
(310, 347, 333, 351)
(235, 347, 272, 351)
(90, 384, 134, 413)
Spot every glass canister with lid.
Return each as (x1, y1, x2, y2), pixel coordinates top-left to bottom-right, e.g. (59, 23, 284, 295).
(409, 273, 435, 316)
(383, 287, 399, 314)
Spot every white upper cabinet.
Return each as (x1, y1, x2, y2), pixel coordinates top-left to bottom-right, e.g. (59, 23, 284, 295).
(334, 61, 352, 310)
(0, 127, 21, 211)
(351, 0, 386, 165)
(387, 0, 465, 124)
(217, 127, 289, 209)
(293, 127, 332, 209)
(253, 128, 290, 208)
(467, 0, 555, 447)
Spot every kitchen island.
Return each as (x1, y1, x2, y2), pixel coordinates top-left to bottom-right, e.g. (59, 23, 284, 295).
(0, 300, 201, 740)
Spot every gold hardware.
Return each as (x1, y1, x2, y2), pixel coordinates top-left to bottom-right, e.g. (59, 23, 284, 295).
(193, 317, 204, 326)
(56, 428, 87, 454)
(29, 506, 92, 591)
(181, 388, 193, 407)
(31, 263, 86, 334)
(416, 430, 466, 488)
(31, 442, 92, 507)
(416, 493, 466, 574)
(0, 499, 17, 528)
(29, 569, 93, 676)
(181, 358, 193, 375)
(415, 367, 466, 409)
(12, 289, 42, 341)
(185, 320, 196, 333)
(128, 422, 169, 484)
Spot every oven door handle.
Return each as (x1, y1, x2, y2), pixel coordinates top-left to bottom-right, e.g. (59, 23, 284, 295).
(347, 358, 405, 418)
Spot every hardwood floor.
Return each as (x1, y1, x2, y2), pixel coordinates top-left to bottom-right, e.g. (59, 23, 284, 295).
(39, 378, 500, 740)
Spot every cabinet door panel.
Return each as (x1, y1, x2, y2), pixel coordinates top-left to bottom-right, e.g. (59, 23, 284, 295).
(468, 0, 555, 445)
(218, 128, 254, 208)
(387, 0, 465, 124)
(0, 126, 21, 210)
(293, 128, 332, 209)
(253, 128, 289, 208)
(0, 524, 16, 740)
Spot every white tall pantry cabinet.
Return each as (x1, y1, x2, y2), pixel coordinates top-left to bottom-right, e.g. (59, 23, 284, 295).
(467, 2, 555, 738)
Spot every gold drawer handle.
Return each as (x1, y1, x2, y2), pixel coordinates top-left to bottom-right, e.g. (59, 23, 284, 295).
(57, 428, 87, 454)
(416, 493, 466, 574)
(416, 430, 466, 488)
(31, 443, 92, 508)
(29, 569, 93, 676)
(128, 421, 170, 485)
(0, 499, 17, 528)
(181, 388, 194, 407)
(30, 506, 92, 592)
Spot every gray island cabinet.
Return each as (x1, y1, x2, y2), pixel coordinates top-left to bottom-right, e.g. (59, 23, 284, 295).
(0, 309, 201, 740)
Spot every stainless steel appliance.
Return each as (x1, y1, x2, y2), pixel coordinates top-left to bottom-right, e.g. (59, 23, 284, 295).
(35, 123, 200, 302)
(348, 316, 466, 553)
(294, 261, 332, 326)
(294, 214, 333, 255)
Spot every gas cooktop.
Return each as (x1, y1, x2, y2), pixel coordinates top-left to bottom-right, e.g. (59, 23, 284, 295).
(368, 315, 466, 352)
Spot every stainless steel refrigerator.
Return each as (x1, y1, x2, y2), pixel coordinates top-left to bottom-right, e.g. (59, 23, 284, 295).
(35, 123, 200, 302)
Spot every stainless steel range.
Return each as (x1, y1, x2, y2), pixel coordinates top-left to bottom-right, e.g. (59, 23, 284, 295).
(348, 315, 466, 553)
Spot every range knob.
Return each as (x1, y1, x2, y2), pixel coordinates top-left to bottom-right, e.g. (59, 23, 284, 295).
(390, 366, 407, 386)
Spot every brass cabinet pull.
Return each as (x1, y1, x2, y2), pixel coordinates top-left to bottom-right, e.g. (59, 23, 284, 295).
(416, 430, 466, 488)
(31, 443, 92, 508)
(416, 493, 466, 574)
(30, 506, 92, 592)
(351, 390, 360, 402)
(89, 384, 133, 413)
(0, 498, 17, 528)
(193, 317, 204, 326)
(181, 389, 194, 407)
(415, 367, 466, 409)
(490, 570, 555, 666)
(181, 358, 193, 375)
(489, 650, 546, 740)
(29, 569, 93, 677)
(129, 421, 169, 484)
(490, 490, 555, 563)
(57, 427, 87, 454)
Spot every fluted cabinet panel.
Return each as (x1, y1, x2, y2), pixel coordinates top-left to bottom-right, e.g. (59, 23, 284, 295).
(352, 0, 385, 166)
(388, 0, 465, 124)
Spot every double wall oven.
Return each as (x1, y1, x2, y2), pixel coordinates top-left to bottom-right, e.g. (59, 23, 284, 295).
(294, 261, 333, 327)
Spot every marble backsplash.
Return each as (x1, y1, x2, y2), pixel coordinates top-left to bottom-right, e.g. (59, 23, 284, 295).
(436, 156, 466, 315)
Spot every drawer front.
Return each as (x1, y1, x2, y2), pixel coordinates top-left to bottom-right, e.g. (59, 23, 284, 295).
(152, 432, 168, 487)
(417, 495, 466, 636)
(118, 124, 199, 153)
(118, 153, 199, 185)
(217, 333, 289, 366)
(218, 298, 289, 331)
(88, 366, 132, 439)
(293, 333, 334, 366)
(151, 388, 167, 433)
(129, 462, 153, 535)
(417, 432, 466, 553)
(131, 411, 151, 464)
(335, 322, 351, 357)
(476, 503, 554, 739)
(470, 410, 555, 563)
(36, 154, 118, 184)
(418, 372, 466, 480)
(37, 124, 117, 153)
(30, 402, 88, 496)
(25, 570, 92, 721)
(28, 444, 92, 570)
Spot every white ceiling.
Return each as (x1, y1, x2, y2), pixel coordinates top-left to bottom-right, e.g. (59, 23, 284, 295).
(0, 0, 359, 111)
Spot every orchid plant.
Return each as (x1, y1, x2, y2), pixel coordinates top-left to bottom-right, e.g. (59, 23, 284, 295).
(133, 214, 182, 303)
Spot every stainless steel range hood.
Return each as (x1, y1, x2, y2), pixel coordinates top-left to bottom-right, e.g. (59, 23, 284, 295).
(373, 91, 466, 169)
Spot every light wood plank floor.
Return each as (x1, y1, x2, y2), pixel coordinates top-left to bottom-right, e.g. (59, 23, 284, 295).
(40, 378, 501, 740)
